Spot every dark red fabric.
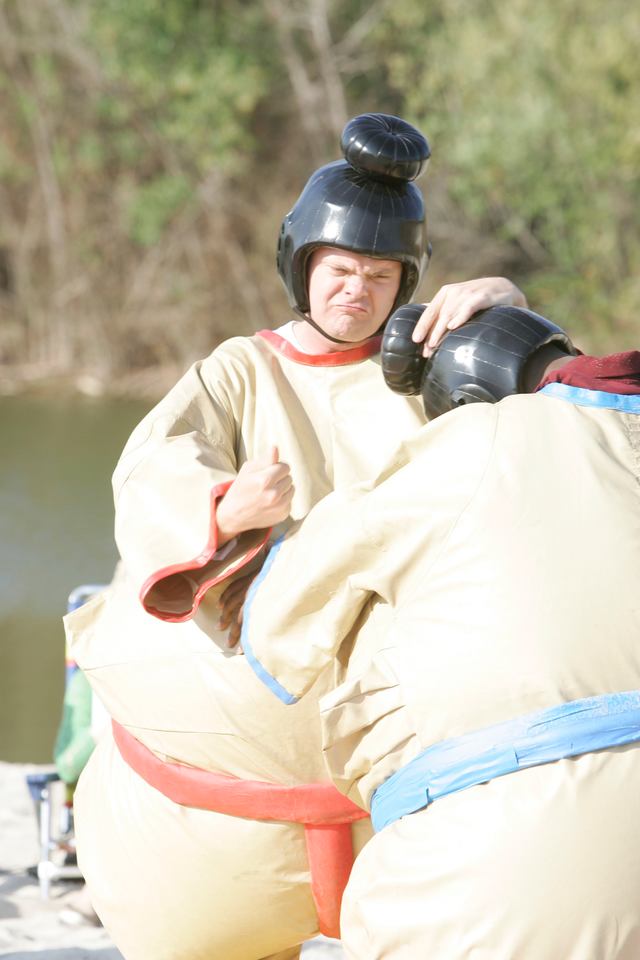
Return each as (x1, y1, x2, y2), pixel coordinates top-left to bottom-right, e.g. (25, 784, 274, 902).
(537, 352, 640, 395)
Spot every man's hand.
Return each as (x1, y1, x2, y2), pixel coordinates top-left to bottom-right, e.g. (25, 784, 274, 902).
(217, 572, 255, 649)
(412, 277, 528, 357)
(216, 446, 294, 545)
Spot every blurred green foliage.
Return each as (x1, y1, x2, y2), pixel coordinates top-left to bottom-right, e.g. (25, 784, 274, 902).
(373, 0, 640, 337)
(0, 0, 637, 381)
(90, 0, 268, 174)
(126, 174, 193, 247)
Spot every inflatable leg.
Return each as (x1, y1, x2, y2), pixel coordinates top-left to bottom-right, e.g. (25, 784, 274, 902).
(75, 732, 320, 960)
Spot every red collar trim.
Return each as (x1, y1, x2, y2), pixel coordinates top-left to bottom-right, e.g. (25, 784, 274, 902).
(257, 329, 382, 367)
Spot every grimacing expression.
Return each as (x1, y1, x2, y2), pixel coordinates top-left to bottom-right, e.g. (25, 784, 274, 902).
(307, 248, 402, 344)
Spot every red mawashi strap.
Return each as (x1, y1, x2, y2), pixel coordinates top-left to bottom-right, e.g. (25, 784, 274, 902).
(112, 720, 369, 938)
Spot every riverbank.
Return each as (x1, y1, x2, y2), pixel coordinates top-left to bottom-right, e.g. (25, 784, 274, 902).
(0, 762, 344, 958)
(0, 363, 180, 402)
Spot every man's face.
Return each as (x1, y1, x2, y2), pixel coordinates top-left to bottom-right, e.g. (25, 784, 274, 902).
(307, 247, 402, 344)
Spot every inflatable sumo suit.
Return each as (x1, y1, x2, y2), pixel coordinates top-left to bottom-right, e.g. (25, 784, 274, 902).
(65, 115, 431, 960)
(240, 347, 640, 959)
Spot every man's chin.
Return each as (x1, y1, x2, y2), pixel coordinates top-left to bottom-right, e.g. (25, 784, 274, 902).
(330, 331, 373, 348)
(330, 317, 378, 343)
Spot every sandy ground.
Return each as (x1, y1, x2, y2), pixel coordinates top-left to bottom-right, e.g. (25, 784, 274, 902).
(0, 762, 344, 959)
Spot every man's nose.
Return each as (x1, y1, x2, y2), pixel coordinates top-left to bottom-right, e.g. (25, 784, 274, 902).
(344, 273, 367, 295)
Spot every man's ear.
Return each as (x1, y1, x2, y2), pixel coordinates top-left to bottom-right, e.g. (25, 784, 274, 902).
(523, 345, 576, 393)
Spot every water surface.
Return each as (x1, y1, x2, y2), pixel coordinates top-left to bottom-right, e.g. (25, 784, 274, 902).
(0, 394, 150, 762)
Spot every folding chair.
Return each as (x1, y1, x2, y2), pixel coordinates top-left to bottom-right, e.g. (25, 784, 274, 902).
(25, 583, 106, 898)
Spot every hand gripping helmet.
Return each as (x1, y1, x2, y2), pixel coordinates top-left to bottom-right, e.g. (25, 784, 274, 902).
(277, 113, 431, 325)
(381, 303, 577, 419)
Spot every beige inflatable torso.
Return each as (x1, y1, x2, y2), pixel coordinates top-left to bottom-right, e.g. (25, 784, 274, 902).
(243, 389, 640, 958)
(68, 331, 424, 960)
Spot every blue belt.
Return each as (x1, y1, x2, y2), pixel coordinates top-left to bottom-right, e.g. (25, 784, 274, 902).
(370, 690, 640, 832)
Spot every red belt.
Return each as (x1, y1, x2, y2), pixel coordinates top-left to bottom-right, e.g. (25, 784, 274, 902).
(112, 719, 369, 939)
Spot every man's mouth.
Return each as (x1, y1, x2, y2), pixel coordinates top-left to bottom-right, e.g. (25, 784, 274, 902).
(336, 303, 367, 314)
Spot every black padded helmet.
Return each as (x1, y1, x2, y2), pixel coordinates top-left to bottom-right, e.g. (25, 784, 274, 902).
(277, 113, 431, 318)
(382, 303, 577, 419)
(421, 305, 577, 418)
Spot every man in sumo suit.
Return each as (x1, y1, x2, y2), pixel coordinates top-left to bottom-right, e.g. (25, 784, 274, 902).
(240, 303, 640, 960)
(66, 113, 530, 960)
